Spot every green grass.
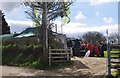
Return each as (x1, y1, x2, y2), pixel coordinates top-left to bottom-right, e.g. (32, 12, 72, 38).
(111, 71, 120, 77)
(104, 50, 120, 58)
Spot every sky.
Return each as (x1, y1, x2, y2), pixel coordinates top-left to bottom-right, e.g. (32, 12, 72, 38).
(0, 0, 119, 38)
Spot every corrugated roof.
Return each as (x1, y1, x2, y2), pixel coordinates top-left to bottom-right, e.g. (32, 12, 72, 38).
(0, 27, 64, 39)
(15, 27, 39, 38)
(0, 34, 14, 39)
(15, 32, 35, 38)
(20, 27, 39, 34)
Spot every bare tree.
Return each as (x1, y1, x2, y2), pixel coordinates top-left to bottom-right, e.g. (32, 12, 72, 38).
(82, 31, 106, 44)
(109, 33, 119, 45)
(23, 2, 71, 25)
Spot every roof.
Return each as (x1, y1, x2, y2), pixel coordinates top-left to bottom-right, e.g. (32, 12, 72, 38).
(0, 34, 14, 39)
(15, 27, 63, 38)
(15, 27, 38, 38)
(20, 27, 39, 34)
(15, 32, 35, 38)
(0, 27, 65, 39)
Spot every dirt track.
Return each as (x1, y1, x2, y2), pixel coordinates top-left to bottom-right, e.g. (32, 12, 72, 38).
(1, 57, 107, 77)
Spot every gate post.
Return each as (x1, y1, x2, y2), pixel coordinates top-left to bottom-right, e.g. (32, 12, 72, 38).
(70, 47, 73, 57)
(49, 47, 51, 66)
(106, 29, 111, 77)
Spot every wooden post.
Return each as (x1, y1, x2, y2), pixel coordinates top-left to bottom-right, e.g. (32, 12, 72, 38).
(106, 29, 111, 76)
(106, 43, 111, 76)
(67, 49, 69, 60)
(49, 47, 51, 66)
(61, 23, 63, 34)
(55, 24, 57, 33)
(70, 47, 73, 57)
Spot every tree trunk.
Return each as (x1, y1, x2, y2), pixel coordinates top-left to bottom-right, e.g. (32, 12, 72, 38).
(42, 2, 48, 65)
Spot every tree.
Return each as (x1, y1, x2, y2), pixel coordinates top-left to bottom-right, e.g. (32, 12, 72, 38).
(0, 10, 10, 35)
(82, 31, 106, 44)
(23, 2, 72, 64)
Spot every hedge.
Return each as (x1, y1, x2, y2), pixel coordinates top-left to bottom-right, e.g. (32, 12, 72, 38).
(1, 40, 44, 68)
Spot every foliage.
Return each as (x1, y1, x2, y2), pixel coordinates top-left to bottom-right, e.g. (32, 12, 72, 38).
(0, 9, 10, 35)
(82, 31, 106, 44)
(2, 37, 40, 46)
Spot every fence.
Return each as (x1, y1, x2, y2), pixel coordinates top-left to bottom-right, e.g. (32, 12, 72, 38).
(48, 47, 73, 66)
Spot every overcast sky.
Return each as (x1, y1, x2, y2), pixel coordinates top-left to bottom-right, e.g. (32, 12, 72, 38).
(0, 0, 119, 37)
